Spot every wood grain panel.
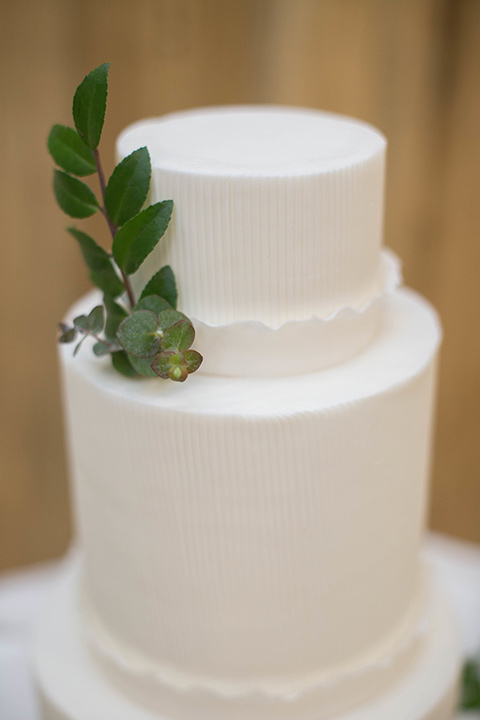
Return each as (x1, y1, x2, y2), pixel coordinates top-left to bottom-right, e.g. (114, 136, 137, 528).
(0, 0, 478, 569)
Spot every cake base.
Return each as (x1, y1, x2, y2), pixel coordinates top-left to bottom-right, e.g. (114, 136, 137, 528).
(33, 556, 460, 720)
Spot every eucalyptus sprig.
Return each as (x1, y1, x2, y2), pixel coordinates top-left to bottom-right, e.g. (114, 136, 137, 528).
(49, 63, 202, 382)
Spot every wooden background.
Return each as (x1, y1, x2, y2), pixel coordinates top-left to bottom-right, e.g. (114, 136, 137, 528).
(1, 0, 479, 570)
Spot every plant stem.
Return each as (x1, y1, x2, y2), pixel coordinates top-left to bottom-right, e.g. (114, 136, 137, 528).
(90, 332, 120, 351)
(94, 148, 136, 310)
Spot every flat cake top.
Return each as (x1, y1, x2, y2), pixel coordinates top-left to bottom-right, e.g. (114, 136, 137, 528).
(117, 106, 385, 177)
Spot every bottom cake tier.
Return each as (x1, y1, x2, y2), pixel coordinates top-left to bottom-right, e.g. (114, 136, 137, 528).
(34, 554, 459, 720)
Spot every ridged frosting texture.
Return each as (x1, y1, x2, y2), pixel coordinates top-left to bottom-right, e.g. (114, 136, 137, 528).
(117, 107, 386, 326)
(59, 288, 441, 718)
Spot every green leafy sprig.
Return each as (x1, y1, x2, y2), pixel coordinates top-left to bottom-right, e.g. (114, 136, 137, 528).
(461, 656, 480, 710)
(50, 63, 202, 382)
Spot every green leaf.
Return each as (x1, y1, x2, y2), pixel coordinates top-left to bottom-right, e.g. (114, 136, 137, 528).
(157, 309, 188, 332)
(89, 268, 124, 298)
(72, 63, 109, 150)
(112, 200, 173, 274)
(183, 349, 203, 374)
(135, 294, 172, 316)
(73, 315, 88, 331)
(128, 354, 158, 377)
(67, 228, 124, 298)
(54, 170, 99, 218)
(105, 147, 151, 227)
(161, 320, 195, 352)
(73, 334, 87, 357)
(58, 326, 77, 343)
(48, 125, 96, 176)
(112, 350, 139, 377)
(116, 310, 160, 358)
(151, 352, 175, 380)
(461, 659, 480, 709)
(87, 305, 104, 334)
(68, 228, 110, 270)
(93, 341, 113, 356)
(104, 295, 128, 342)
(140, 265, 177, 308)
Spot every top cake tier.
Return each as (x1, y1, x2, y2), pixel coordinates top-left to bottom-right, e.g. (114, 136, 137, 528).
(117, 107, 386, 326)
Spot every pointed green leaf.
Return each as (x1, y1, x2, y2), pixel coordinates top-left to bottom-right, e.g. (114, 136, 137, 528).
(67, 228, 124, 298)
(134, 294, 171, 316)
(87, 305, 105, 334)
(112, 200, 173, 274)
(72, 63, 109, 150)
(161, 319, 195, 352)
(140, 265, 177, 308)
(73, 334, 87, 356)
(183, 349, 203, 374)
(112, 350, 139, 378)
(48, 125, 96, 176)
(157, 309, 187, 332)
(104, 295, 128, 342)
(54, 170, 99, 218)
(116, 310, 160, 358)
(89, 268, 124, 298)
(68, 228, 110, 270)
(105, 147, 151, 227)
(150, 352, 175, 380)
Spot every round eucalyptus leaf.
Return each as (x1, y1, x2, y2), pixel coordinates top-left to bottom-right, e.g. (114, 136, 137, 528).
(162, 319, 195, 352)
(183, 350, 203, 374)
(116, 310, 160, 358)
(73, 315, 88, 331)
(127, 354, 158, 378)
(169, 365, 188, 382)
(151, 352, 175, 380)
(93, 341, 112, 357)
(134, 294, 172, 316)
(157, 309, 188, 332)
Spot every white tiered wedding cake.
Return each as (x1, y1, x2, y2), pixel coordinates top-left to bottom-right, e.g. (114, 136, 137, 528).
(35, 107, 460, 719)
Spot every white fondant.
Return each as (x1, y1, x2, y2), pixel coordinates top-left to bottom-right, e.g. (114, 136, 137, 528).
(117, 107, 386, 325)
(57, 288, 443, 717)
(194, 250, 401, 376)
(34, 555, 460, 720)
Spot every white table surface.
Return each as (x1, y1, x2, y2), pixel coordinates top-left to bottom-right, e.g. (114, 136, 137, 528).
(1, 534, 479, 720)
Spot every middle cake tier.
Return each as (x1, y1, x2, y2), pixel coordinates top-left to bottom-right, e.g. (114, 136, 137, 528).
(60, 287, 441, 719)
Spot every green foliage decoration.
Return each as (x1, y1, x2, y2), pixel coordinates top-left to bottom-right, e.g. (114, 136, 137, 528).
(461, 656, 480, 710)
(50, 63, 202, 382)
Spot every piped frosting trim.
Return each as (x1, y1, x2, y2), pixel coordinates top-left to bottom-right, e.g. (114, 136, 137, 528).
(193, 249, 401, 377)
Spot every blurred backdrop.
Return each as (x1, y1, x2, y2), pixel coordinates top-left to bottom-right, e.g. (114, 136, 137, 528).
(1, 0, 479, 570)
